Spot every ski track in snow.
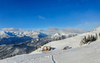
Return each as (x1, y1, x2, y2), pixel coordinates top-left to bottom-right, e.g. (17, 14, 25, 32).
(51, 55, 56, 63)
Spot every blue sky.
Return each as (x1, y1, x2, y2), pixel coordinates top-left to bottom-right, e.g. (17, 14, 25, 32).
(0, 0, 100, 30)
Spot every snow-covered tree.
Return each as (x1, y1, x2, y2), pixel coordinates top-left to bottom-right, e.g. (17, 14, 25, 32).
(80, 34, 97, 45)
(95, 33, 98, 40)
(99, 33, 100, 39)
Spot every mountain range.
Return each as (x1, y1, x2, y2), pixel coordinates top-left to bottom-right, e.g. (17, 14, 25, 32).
(0, 30, 77, 59)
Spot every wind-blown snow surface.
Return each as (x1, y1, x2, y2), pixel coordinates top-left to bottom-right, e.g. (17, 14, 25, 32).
(0, 27, 100, 63)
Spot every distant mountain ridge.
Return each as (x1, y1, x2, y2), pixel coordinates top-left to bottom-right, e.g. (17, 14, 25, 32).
(0, 31, 48, 38)
(0, 31, 48, 45)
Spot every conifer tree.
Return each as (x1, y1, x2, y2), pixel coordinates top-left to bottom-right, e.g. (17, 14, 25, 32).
(95, 33, 98, 40)
(90, 35, 93, 42)
(83, 36, 87, 44)
(80, 34, 98, 45)
(92, 36, 96, 41)
(87, 35, 90, 42)
(99, 33, 100, 39)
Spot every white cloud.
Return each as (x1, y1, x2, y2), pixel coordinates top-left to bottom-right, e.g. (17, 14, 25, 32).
(46, 27, 87, 34)
(76, 21, 100, 30)
(1, 28, 25, 31)
(19, 28, 25, 31)
(37, 29, 44, 32)
(47, 27, 59, 32)
(1, 27, 87, 34)
(38, 15, 45, 19)
(65, 27, 87, 33)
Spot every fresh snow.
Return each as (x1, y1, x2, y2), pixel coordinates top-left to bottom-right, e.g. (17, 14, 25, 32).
(0, 27, 100, 63)
(1, 40, 100, 63)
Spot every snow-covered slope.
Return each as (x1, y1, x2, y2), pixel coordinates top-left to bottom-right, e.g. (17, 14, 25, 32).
(1, 40, 100, 63)
(31, 27, 100, 54)
(0, 31, 9, 38)
(0, 27, 100, 63)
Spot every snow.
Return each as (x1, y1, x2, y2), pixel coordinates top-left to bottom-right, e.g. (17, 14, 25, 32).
(0, 31, 9, 38)
(0, 27, 100, 63)
(1, 40, 100, 63)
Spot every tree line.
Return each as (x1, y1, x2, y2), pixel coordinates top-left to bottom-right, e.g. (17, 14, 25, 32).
(80, 33, 100, 45)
